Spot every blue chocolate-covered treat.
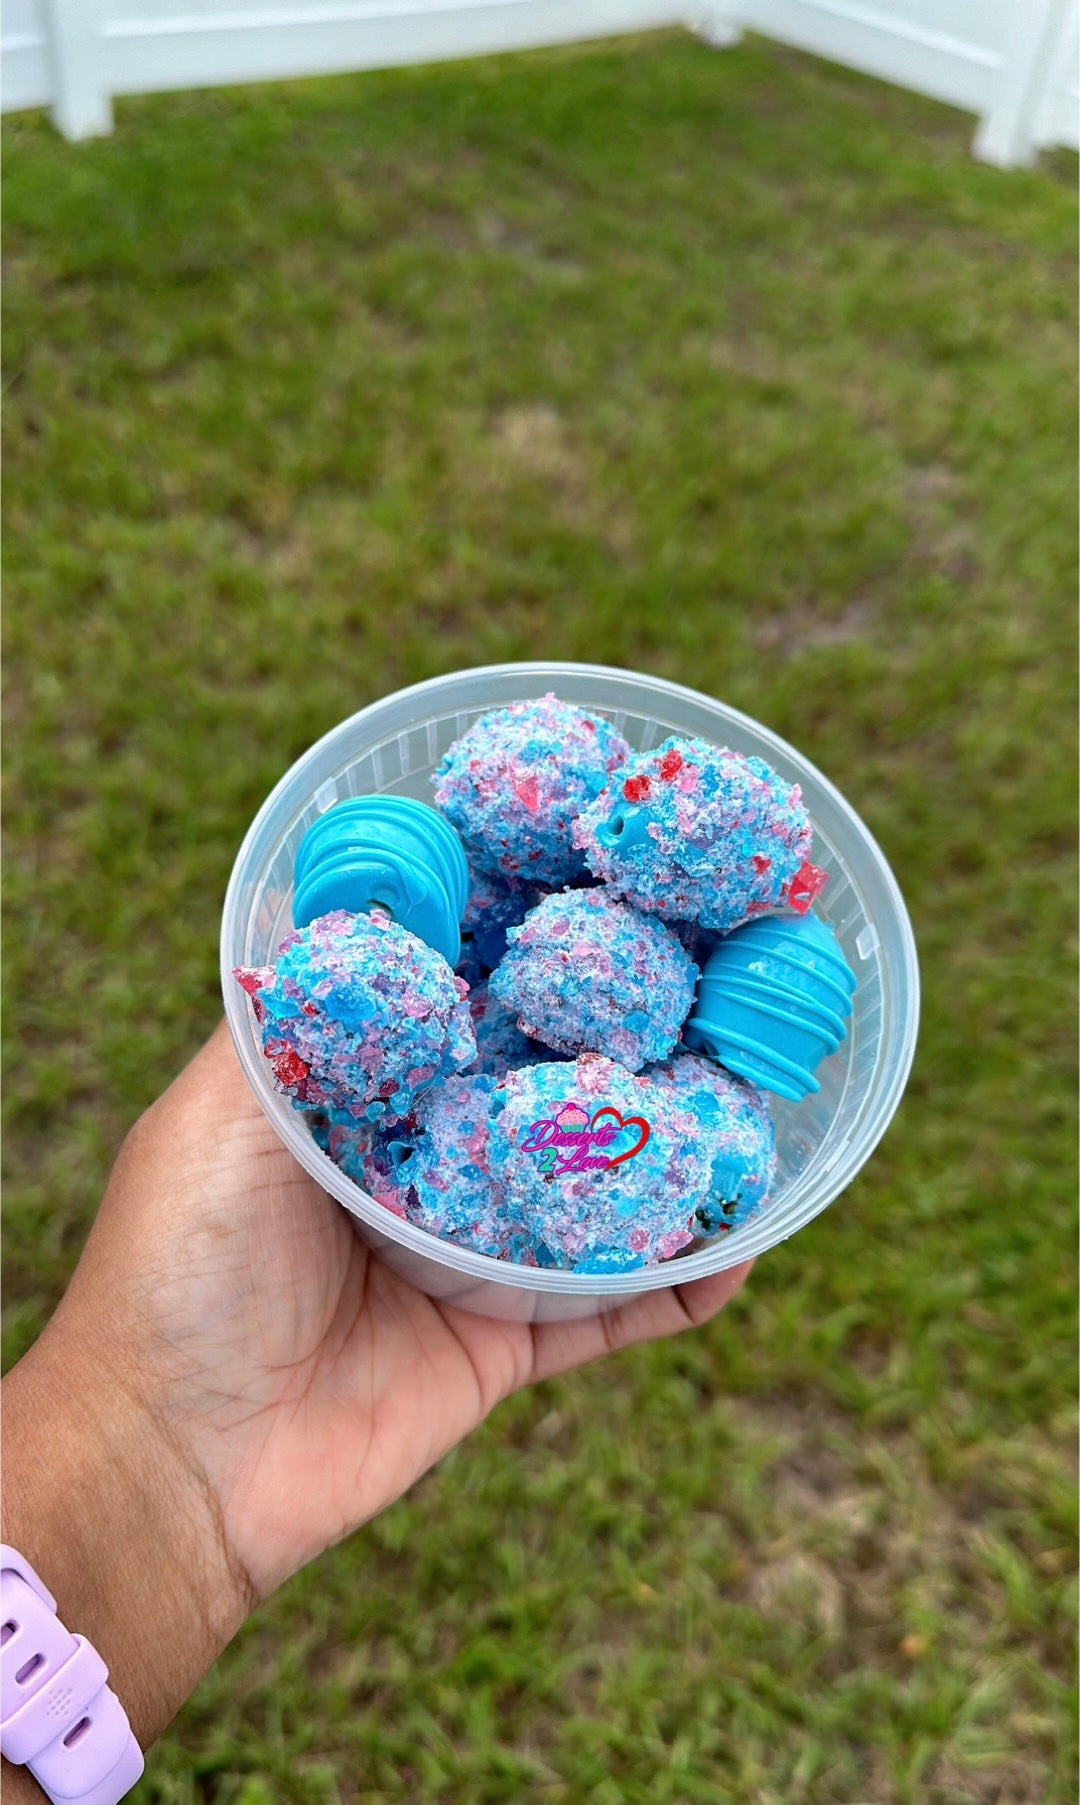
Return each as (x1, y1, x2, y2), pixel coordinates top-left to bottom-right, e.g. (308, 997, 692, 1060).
(572, 735, 826, 935)
(644, 1051, 776, 1234)
(292, 795, 468, 967)
(488, 1053, 710, 1273)
(234, 907, 476, 1123)
(432, 693, 630, 886)
(467, 977, 557, 1078)
(354, 1073, 534, 1260)
(489, 888, 697, 1072)
(683, 911, 856, 1102)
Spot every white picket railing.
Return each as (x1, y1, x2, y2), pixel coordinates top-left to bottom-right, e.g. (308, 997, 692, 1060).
(1, 0, 1076, 164)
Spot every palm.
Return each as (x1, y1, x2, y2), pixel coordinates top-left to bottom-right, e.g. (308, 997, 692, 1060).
(72, 1023, 750, 1600)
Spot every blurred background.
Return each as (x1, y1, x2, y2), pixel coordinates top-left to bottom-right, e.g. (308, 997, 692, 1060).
(2, 10, 1076, 1803)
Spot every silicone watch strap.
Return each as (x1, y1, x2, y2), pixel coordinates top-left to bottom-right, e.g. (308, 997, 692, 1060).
(0, 1546, 144, 1804)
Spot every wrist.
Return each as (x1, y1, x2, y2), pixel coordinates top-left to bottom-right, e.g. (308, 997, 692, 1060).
(1, 1306, 255, 1749)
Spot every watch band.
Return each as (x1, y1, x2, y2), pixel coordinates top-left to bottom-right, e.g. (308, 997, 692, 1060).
(0, 1546, 144, 1805)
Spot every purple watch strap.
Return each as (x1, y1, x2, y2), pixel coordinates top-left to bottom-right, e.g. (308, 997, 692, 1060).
(0, 1547, 144, 1804)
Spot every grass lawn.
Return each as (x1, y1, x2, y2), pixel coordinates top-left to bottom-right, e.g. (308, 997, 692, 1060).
(3, 26, 1076, 1804)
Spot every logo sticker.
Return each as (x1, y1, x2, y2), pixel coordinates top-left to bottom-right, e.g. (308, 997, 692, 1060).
(519, 1099, 652, 1177)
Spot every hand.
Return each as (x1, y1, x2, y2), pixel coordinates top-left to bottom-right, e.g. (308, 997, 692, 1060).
(2, 1022, 750, 1751)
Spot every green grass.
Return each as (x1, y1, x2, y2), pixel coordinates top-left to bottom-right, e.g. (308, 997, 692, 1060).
(3, 27, 1076, 1803)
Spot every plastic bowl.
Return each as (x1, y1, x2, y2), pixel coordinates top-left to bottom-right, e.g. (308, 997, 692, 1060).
(221, 662, 919, 1323)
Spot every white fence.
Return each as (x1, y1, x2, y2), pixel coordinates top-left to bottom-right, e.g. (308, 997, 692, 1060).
(2, 0, 1076, 163)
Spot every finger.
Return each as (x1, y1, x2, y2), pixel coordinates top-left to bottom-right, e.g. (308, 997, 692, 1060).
(527, 1259, 753, 1384)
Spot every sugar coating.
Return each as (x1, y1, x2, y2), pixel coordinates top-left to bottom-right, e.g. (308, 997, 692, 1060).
(356, 1073, 534, 1259)
(489, 888, 697, 1072)
(304, 1109, 334, 1155)
(320, 1115, 381, 1190)
(668, 916, 725, 968)
(572, 735, 817, 935)
(303, 1090, 528, 1254)
(460, 869, 546, 974)
(467, 977, 557, 1078)
(645, 1051, 776, 1234)
(235, 907, 476, 1122)
(432, 693, 630, 886)
(488, 1054, 711, 1273)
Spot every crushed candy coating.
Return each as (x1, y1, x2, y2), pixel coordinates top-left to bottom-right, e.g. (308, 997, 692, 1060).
(235, 907, 476, 1122)
(460, 868, 547, 975)
(571, 734, 823, 934)
(466, 976, 558, 1077)
(431, 693, 630, 885)
(489, 888, 697, 1071)
(488, 1054, 711, 1273)
(644, 1051, 776, 1234)
(353, 1073, 533, 1260)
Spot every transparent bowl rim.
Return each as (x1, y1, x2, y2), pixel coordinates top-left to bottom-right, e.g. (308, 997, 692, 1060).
(221, 660, 920, 1296)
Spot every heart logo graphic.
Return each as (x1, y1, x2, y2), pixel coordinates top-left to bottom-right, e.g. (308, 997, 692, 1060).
(590, 1106, 651, 1171)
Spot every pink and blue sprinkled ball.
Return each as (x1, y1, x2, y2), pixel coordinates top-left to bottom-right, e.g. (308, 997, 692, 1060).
(488, 888, 697, 1072)
(572, 735, 824, 935)
(316, 1113, 377, 1190)
(234, 907, 476, 1123)
(356, 1073, 532, 1260)
(466, 977, 558, 1078)
(645, 1051, 776, 1234)
(459, 869, 547, 978)
(488, 1054, 711, 1273)
(432, 693, 630, 886)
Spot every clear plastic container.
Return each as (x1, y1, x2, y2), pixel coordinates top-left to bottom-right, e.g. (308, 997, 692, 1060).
(221, 663, 919, 1323)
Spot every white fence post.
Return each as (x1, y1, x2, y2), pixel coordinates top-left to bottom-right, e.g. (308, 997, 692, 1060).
(974, 0, 1069, 165)
(41, 0, 112, 137)
(1032, 3, 1079, 152)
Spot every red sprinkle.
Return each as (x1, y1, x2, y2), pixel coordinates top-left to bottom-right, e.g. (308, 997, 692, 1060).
(272, 1047, 310, 1087)
(658, 750, 684, 781)
(623, 775, 652, 803)
(514, 774, 541, 813)
(234, 965, 271, 997)
(752, 854, 772, 874)
(786, 859, 829, 913)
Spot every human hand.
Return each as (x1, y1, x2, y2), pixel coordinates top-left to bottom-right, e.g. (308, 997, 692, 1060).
(2, 1021, 750, 1750)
